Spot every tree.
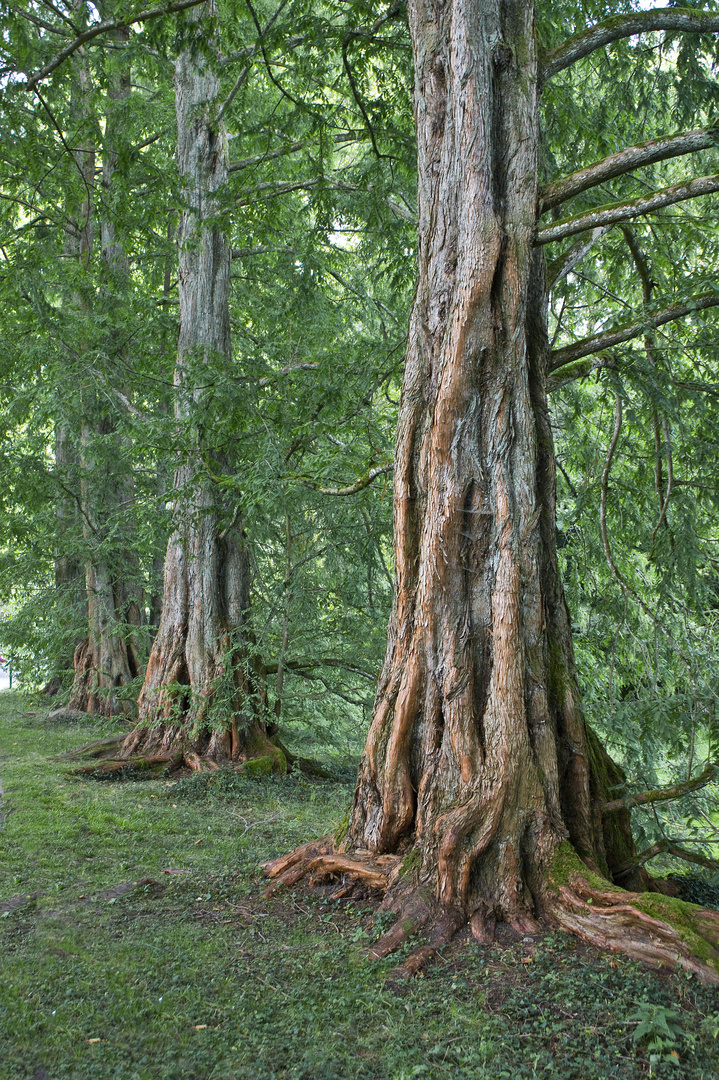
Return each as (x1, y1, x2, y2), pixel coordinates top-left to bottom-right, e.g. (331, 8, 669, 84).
(266, 1, 719, 983)
(112, 0, 414, 768)
(66, 13, 144, 716)
(115, 0, 282, 768)
(0, 0, 411, 758)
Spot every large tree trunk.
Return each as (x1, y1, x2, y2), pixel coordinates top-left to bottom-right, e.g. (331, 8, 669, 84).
(120, 5, 282, 772)
(66, 38, 142, 717)
(52, 421, 87, 683)
(265, 0, 719, 984)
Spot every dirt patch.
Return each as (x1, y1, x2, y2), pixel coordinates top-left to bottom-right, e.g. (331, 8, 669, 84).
(0, 892, 39, 914)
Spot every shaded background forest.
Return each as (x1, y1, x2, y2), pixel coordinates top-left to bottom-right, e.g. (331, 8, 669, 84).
(2, 0, 719, 873)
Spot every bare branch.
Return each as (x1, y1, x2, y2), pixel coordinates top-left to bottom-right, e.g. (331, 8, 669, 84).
(258, 362, 319, 387)
(542, 7, 719, 85)
(229, 139, 308, 172)
(550, 293, 719, 371)
(603, 764, 716, 814)
(546, 226, 611, 288)
(24, 0, 207, 90)
(313, 462, 393, 497)
(542, 128, 719, 212)
(537, 172, 719, 245)
(616, 838, 719, 877)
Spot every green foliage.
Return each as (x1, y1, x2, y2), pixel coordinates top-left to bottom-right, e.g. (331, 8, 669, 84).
(2, 0, 719, 865)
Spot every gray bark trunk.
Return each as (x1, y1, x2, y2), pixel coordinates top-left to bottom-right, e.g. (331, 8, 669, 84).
(67, 39, 143, 715)
(124, 4, 276, 766)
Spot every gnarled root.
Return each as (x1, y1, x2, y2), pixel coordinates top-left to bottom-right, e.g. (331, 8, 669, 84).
(549, 872, 719, 986)
(264, 838, 719, 986)
(263, 837, 467, 974)
(263, 839, 400, 897)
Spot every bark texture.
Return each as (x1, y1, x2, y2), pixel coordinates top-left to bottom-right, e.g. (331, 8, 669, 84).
(266, 0, 719, 983)
(121, 5, 280, 771)
(343, 0, 599, 920)
(66, 43, 142, 716)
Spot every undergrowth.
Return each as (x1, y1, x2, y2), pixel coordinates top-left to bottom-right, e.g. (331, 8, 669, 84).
(1, 692, 719, 1080)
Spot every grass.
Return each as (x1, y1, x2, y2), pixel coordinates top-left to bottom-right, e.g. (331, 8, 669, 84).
(1, 691, 719, 1080)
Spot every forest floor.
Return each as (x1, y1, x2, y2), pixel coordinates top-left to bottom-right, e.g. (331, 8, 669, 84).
(1, 692, 719, 1080)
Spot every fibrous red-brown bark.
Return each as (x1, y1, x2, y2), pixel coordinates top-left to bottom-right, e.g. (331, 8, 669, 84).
(265, 0, 719, 983)
(119, 3, 280, 771)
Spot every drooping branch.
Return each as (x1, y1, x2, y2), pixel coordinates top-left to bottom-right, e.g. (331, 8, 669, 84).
(603, 763, 716, 814)
(600, 393, 624, 591)
(621, 226, 674, 550)
(550, 293, 719, 371)
(542, 7, 719, 85)
(263, 657, 376, 681)
(537, 173, 719, 245)
(216, 2, 302, 124)
(232, 174, 417, 222)
(24, 0, 207, 91)
(541, 128, 719, 212)
(230, 131, 365, 172)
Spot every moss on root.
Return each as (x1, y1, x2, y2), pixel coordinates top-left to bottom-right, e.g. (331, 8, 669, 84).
(633, 892, 719, 970)
(549, 840, 719, 980)
(333, 809, 351, 847)
(549, 840, 611, 892)
(242, 749, 286, 777)
(398, 848, 421, 881)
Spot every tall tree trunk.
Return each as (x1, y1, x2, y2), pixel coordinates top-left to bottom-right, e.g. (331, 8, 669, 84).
(52, 421, 87, 684)
(121, 4, 281, 771)
(266, 0, 719, 984)
(67, 35, 142, 716)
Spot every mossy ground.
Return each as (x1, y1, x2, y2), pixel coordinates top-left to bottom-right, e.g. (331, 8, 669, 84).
(2, 692, 719, 1080)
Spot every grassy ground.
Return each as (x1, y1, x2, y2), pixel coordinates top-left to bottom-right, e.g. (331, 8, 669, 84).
(1, 692, 719, 1080)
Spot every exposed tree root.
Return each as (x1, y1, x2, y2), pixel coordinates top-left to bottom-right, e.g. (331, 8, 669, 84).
(62, 728, 328, 782)
(263, 837, 719, 985)
(59, 735, 128, 763)
(263, 840, 400, 897)
(549, 873, 719, 986)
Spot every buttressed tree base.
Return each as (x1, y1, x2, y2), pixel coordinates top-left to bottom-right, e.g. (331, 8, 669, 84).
(265, 0, 719, 984)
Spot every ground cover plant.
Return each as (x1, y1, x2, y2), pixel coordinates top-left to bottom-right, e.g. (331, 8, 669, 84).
(2, 691, 719, 1080)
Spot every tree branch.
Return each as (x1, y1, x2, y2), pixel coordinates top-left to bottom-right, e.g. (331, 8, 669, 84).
(550, 293, 719, 371)
(615, 838, 719, 877)
(229, 139, 309, 172)
(541, 128, 719, 212)
(537, 173, 719, 245)
(307, 462, 393, 497)
(603, 764, 716, 814)
(24, 0, 207, 91)
(546, 354, 615, 394)
(258, 361, 319, 387)
(233, 174, 416, 222)
(263, 657, 375, 681)
(542, 7, 719, 85)
(546, 226, 611, 288)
